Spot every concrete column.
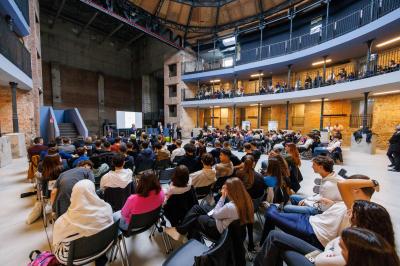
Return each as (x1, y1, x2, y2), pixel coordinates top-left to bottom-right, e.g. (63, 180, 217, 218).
(287, 64, 292, 90)
(285, 101, 289, 130)
(320, 98, 325, 130)
(363, 92, 369, 131)
(366, 39, 374, 74)
(322, 55, 328, 84)
(10, 82, 18, 133)
(196, 106, 199, 128)
(97, 73, 105, 134)
(211, 106, 215, 128)
(233, 104, 236, 127)
(257, 103, 261, 128)
(258, 70, 262, 93)
(51, 62, 62, 105)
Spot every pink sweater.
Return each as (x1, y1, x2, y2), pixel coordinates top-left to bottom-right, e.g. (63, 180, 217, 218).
(121, 190, 165, 224)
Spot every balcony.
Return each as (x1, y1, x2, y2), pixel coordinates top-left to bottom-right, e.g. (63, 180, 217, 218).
(181, 67, 400, 107)
(182, 0, 400, 76)
(0, 21, 32, 78)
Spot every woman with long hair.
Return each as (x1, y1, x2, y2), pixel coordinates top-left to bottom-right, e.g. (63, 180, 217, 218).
(263, 157, 290, 204)
(254, 200, 397, 266)
(285, 143, 301, 167)
(340, 227, 399, 266)
(166, 177, 254, 242)
(236, 155, 266, 199)
(118, 170, 164, 230)
(284, 143, 303, 193)
(40, 148, 66, 197)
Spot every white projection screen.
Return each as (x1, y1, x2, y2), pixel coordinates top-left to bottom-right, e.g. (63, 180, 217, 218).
(116, 111, 143, 129)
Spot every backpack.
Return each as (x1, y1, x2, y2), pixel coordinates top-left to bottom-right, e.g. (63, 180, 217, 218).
(28, 250, 60, 266)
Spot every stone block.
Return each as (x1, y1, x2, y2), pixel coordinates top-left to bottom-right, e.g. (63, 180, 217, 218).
(0, 136, 12, 167)
(5, 133, 27, 158)
(350, 133, 376, 154)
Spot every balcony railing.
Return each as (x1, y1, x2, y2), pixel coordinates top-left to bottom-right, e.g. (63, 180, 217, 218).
(182, 65, 400, 102)
(0, 20, 32, 77)
(14, 0, 30, 26)
(182, 0, 400, 74)
(349, 114, 373, 128)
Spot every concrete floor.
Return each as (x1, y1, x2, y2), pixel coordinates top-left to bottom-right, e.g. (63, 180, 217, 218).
(1, 148, 399, 265)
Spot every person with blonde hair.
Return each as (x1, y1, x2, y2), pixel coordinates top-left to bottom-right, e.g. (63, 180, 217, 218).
(166, 177, 254, 241)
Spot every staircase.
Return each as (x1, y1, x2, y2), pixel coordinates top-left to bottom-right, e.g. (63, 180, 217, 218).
(58, 123, 79, 140)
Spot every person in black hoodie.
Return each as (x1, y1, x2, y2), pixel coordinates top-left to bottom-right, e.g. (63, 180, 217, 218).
(388, 125, 400, 172)
(177, 143, 202, 174)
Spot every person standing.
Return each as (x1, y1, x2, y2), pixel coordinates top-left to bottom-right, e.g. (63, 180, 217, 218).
(388, 125, 400, 172)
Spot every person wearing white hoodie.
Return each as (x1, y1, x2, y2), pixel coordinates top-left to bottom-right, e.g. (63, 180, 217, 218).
(100, 153, 133, 189)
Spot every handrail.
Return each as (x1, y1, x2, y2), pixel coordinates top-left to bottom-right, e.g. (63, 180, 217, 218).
(183, 0, 400, 74)
(65, 108, 89, 138)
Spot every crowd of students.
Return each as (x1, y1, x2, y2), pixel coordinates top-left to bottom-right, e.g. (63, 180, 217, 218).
(26, 129, 398, 265)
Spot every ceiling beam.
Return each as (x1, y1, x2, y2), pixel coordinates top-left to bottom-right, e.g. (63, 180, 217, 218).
(100, 23, 124, 44)
(119, 33, 145, 51)
(155, 0, 166, 16)
(77, 11, 98, 37)
(50, 0, 67, 28)
(183, 4, 193, 42)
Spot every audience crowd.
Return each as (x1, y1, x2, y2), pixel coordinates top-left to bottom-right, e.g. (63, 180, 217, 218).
(26, 123, 399, 265)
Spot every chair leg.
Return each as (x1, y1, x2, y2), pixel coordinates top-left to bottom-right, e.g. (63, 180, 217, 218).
(161, 232, 170, 254)
(108, 245, 116, 262)
(256, 212, 264, 229)
(166, 233, 173, 252)
(117, 240, 128, 266)
(121, 236, 130, 266)
(149, 225, 157, 239)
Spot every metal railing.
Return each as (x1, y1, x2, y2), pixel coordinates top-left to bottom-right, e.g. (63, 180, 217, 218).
(349, 114, 373, 128)
(182, 0, 400, 74)
(182, 65, 400, 101)
(0, 20, 32, 77)
(14, 0, 30, 25)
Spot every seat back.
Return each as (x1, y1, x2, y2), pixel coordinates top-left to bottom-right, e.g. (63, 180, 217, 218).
(172, 155, 184, 164)
(155, 159, 171, 170)
(125, 206, 162, 236)
(194, 229, 231, 266)
(164, 187, 198, 226)
(135, 158, 155, 174)
(195, 184, 213, 199)
(158, 167, 176, 184)
(104, 182, 135, 212)
(67, 220, 119, 266)
(213, 176, 231, 192)
(252, 191, 266, 212)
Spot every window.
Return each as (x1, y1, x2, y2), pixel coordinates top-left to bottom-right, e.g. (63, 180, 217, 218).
(169, 105, 177, 117)
(168, 64, 177, 77)
(222, 56, 234, 68)
(169, 84, 177, 97)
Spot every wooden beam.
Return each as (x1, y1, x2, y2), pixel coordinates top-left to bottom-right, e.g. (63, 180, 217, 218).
(77, 12, 98, 37)
(155, 0, 166, 16)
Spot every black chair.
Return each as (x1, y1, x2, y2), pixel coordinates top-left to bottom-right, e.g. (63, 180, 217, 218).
(155, 159, 171, 170)
(213, 176, 231, 193)
(162, 229, 229, 266)
(164, 187, 198, 227)
(195, 183, 214, 205)
(65, 220, 127, 266)
(104, 182, 135, 212)
(172, 155, 184, 165)
(134, 158, 155, 175)
(158, 167, 176, 185)
(119, 206, 173, 260)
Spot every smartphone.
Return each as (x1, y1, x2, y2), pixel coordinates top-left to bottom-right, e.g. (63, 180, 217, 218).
(305, 250, 322, 263)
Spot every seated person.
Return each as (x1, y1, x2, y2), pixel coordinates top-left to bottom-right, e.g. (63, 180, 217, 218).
(284, 156, 343, 215)
(164, 165, 198, 226)
(52, 180, 113, 265)
(57, 137, 75, 154)
(262, 157, 289, 204)
(92, 140, 106, 155)
(39, 149, 68, 198)
(215, 148, 234, 178)
(210, 140, 222, 163)
(259, 175, 379, 250)
(223, 141, 242, 166)
(190, 153, 216, 188)
(28, 137, 48, 161)
(236, 155, 265, 199)
(135, 141, 155, 173)
(118, 144, 134, 171)
(313, 135, 342, 157)
(297, 134, 314, 152)
(170, 139, 185, 162)
(167, 138, 178, 154)
(100, 153, 133, 190)
(251, 142, 262, 164)
(154, 143, 170, 161)
(177, 143, 202, 174)
(254, 199, 395, 266)
(51, 160, 95, 217)
(117, 170, 164, 230)
(166, 178, 253, 241)
(110, 136, 122, 152)
(72, 147, 89, 168)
